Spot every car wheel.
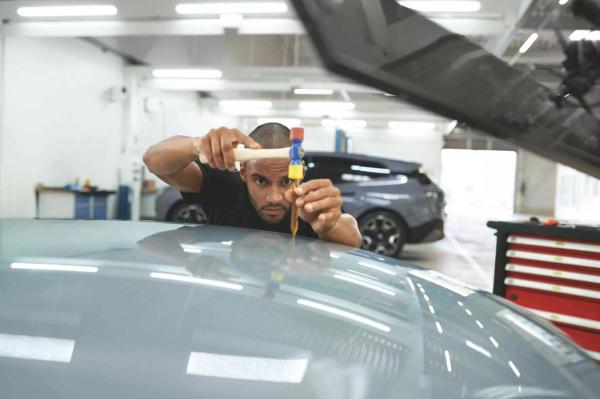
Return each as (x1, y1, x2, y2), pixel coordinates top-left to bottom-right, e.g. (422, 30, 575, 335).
(358, 211, 406, 257)
(167, 201, 208, 224)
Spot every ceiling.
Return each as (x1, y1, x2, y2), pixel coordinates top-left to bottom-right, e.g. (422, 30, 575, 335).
(0, 0, 594, 129)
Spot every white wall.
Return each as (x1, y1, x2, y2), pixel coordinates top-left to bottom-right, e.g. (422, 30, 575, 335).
(555, 164, 600, 223)
(347, 129, 443, 181)
(0, 37, 126, 218)
(139, 92, 240, 188)
(513, 150, 557, 217)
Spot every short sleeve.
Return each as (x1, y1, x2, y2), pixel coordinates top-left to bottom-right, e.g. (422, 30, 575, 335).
(181, 162, 242, 210)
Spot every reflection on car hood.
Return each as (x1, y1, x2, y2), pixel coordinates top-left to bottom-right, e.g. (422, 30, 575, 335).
(0, 220, 598, 399)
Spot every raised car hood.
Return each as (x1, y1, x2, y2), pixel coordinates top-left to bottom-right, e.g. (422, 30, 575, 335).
(0, 220, 598, 398)
(291, 0, 600, 179)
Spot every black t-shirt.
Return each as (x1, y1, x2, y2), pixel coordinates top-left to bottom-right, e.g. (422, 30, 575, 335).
(181, 163, 318, 239)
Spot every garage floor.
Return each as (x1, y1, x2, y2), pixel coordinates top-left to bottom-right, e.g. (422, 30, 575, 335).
(400, 214, 497, 292)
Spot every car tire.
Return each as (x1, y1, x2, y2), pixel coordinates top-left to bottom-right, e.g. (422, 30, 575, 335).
(166, 201, 208, 224)
(358, 210, 407, 257)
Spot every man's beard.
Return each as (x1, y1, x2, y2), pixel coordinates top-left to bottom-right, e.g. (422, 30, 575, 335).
(258, 205, 289, 224)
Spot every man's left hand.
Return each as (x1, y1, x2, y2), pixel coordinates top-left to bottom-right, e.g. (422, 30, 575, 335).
(285, 179, 343, 235)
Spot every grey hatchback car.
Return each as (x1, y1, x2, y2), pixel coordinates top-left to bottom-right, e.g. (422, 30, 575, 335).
(156, 152, 445, 257)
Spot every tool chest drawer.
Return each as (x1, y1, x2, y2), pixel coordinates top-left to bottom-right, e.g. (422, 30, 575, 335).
(488, 221, 600, 362)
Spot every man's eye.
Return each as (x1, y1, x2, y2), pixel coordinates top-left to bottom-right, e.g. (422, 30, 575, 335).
(282, 178, 293, 186)
(255, 177, 266, 185)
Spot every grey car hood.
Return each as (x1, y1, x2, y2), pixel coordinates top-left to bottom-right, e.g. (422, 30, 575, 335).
(0, 220, 598, 399)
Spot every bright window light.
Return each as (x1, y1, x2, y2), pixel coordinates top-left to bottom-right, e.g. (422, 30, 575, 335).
(150, 272, 243, 291)
(321, 119, 367, 128)
(399, 1, 481, 13)
(388, 121, 436, 130)
(294, 88, 334, 95)
(297, 299, 391, 332)
(333, 274, 396, 296)
(518, 33, 538, 54)
(299, 101, 355, 111)
(187, 352, 308, 382)
(219, 100, 272, 109)
(11, 262, 98, 273)
(17, 5, 118, 17)
(152, 69, 222, 79)
(176, 2, 288, 15)
(256, 118, 301, 127)
(0, 333, 74, 363)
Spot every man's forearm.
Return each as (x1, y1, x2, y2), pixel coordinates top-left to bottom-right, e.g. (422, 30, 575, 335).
(143, 135, 198, 176)
(318, 214, 362, 248)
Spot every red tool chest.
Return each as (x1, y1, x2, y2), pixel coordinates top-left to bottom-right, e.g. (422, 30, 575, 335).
(487, 221, 600, 362)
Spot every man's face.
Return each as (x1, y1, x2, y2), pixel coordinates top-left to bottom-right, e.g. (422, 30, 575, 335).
(240, 158, 293, 224)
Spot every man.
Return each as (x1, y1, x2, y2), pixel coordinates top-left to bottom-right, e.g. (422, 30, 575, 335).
(143, 123, 362, 247)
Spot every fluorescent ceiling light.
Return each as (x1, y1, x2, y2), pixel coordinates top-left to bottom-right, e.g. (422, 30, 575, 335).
(0, 333, 74, 363)
(294, 88, 334, 95)
(256, 118, 301, 127)
(358, 261, 397, 276)
(150, 272, 243, 291)
(220, 100, 272, 109)
(152, 69, 222, 79)
(299, 101, 355, 111)
(17, 5, 118, 17)
(222, 108, 271, 116)
(176, 2, 288, 15)
(297, 299, 391, 332)
(518, 33, 538, 54)
(444, 350, 453, 372)
(180, 243, 203, 254)
(334, 274, 396, 296)
(11, 262, 98, 273)
(321, 119, 367, 128)
(436, 322, 444, 334)
(187, 352, 308, 382)
(570, 30, 600, 41)
(351, 165, 390, 174)
(388, 121, 436, 130)
(446, 120, 458, 133)
(465, 340, 491, 358)
(399, 1, 481, 13)
(508, 360, 521, 378)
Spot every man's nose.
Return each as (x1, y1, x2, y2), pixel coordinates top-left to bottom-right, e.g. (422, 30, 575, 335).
(266, 186, 284, 202)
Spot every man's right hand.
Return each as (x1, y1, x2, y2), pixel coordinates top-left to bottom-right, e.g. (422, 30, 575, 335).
(194, 127, 260, 171)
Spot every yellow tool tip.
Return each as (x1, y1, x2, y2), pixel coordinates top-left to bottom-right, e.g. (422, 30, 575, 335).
(288, 164, 303, 181)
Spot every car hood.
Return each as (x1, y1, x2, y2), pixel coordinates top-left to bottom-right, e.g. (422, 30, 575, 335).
(0, 220, 598, 399)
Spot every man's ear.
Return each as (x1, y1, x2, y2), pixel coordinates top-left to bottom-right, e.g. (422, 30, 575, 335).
(239, 162, 248, 183)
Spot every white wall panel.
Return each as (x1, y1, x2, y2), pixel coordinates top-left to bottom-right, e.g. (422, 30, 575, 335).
(0, 37, 125, 218)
